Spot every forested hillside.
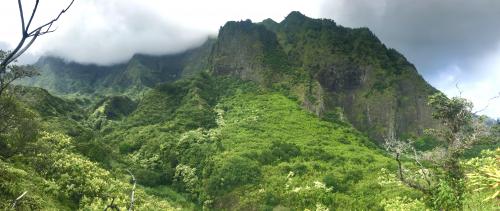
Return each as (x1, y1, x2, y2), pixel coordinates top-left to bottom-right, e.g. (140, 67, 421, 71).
(20, 39, 215, 98)
(23, 12, 439, 143)
(2, 11, 498, 210)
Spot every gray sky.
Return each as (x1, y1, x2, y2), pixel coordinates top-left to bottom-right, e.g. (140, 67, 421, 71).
(0, 0, 499, 118)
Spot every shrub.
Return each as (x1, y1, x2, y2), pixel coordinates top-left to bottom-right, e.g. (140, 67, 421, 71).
(206, 156, 261, 195)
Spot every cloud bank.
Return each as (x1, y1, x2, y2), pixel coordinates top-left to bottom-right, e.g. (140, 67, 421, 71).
(1, 0, 321, 65)
(35, 0, 208, 65)
(0, 0, 498, 117)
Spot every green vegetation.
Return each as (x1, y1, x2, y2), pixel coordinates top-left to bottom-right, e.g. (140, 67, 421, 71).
(381, 93, 499, 210)
(88, 74, 407, 210)
(210, 12, 439, 143)
(19, 39, 215, 99)
(1, 11, 498, 211)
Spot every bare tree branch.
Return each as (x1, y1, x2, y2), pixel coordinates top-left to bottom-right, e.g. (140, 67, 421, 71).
(126, 169, 136, 211)
(473, 92, 500, 115)
(27, 0, 75, 37)
(394, 151, 431, 194)
(6, 32, 40, 65)
(17, 0, 26, 35)
(385, 137, 431, 194)
(412, 148, 432, 188)
(11, 191, 28, 209)
(0, 0, 74, 75)
(455, 82, 463, 98)
(1, 38, 26, 73)
(25, 0, 40, 31)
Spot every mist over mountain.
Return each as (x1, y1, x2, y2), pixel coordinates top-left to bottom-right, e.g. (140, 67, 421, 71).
(2, 8, 499, 210)
(24, 12, 439, 143)
(2, 0, 499, 117)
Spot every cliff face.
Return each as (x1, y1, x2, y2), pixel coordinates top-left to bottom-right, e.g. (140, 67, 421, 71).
(210, 20, 289, 85)
(24, 12, 439, 142)
(210, 12, 438, 142)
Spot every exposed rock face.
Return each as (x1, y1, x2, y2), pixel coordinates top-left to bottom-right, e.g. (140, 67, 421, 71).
(24, 11, 439, 143)
(209, 12, 438, 142)
(211, 20, 289, 85)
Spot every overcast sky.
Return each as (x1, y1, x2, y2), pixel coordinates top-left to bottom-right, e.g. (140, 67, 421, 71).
(0, 0, 499, 118)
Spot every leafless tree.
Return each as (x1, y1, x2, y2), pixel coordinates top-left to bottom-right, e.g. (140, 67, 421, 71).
(0, 0, 75, 96)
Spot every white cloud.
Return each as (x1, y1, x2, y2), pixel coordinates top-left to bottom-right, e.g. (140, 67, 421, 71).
(1, 0, 499, 117)
(0, 0, 322, 65)
(321, 0, 500, 118)
(36, 0, 210, 64)
(436, 43, 500, 118)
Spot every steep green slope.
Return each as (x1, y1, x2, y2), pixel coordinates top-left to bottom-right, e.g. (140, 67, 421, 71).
(11, 86, 92, 138)
(211, 12, 439, 143)
(3, 11, 497, 211)
(89, 74, 418, 210)
(20, 38, 215, 98)
(0, 89, 186, 210)
(22, 12, 439, 143)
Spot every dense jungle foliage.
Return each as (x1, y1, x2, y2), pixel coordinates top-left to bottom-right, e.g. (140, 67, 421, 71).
(1, 11, 498, 211)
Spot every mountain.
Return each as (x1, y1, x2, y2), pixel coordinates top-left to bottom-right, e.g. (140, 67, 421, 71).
(23, 12, 438, 143)
(3, 12, 497, 210)
(87, 74, 405, 210)
(210, 12, 438, 142)
(21, 38, 215, 97)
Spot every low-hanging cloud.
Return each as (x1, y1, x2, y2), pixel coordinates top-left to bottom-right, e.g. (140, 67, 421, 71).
(321, 0, 500, 75)
(1, 0, 498, 117)
(35, 0, 208, 65)
(2, 0, 322, 66)
(321, 0, 500, 117)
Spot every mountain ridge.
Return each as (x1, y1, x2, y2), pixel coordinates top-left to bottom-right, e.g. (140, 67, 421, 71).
(22, 11, 439, 143)
(4, 11, 498, 210)
(20, 38, 215, 97)
(210, 12, 439, 142)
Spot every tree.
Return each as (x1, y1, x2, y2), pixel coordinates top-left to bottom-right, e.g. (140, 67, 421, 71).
(0, 0, 75, 96)
(0, 1, 74, 208)
(385, 93, 489, 210)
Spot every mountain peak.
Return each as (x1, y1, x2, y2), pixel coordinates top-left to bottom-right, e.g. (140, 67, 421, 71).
(260, 18, 279, 32)
(285, 11, 307, 19)
(261, 18, 277, 24)
(282, 11, 309, 23)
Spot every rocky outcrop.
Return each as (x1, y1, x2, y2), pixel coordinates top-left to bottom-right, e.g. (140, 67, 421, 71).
(209, 12, 439, 142)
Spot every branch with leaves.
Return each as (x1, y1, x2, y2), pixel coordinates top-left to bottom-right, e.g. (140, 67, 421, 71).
(0, 59, 39, 96)
(384, 93, 492, 210)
